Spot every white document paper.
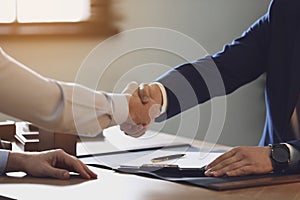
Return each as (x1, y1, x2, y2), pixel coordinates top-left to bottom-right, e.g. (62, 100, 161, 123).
(80, 147, 224, 169)
(122, 151, 223, 168)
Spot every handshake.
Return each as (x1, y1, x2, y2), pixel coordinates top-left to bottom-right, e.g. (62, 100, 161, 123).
(120, 82, 163, 137)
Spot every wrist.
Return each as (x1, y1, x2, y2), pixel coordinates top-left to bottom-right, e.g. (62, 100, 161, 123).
(5, 152, 27, 173)
(153, 82, 167, 114)
(150, 84, 163, 105)
(285, 143, 300, 169)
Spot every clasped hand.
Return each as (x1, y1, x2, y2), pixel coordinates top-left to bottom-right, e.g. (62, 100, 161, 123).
(120, 82, 162, 137)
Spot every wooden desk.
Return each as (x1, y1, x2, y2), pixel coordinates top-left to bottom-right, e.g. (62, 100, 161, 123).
(1, 127, 300, 200)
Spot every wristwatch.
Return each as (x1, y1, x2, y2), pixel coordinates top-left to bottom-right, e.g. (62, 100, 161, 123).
(268, 143, 290, 173)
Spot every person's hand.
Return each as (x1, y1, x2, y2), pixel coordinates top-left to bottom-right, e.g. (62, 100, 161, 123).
(120, 82, 162, 137)
(130, 83, 163, 126)
(5, 149, 97, 180)
(120, 82, 146, 137)
(138, 83, 162, 105)
(205, 146, 273, 177)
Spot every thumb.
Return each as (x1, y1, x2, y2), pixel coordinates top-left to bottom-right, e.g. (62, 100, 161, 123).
(138, 84, 151, 104)
(45, 166, 70, 180)
(122, 81, 138, 94)
(149, 104, 161, 119)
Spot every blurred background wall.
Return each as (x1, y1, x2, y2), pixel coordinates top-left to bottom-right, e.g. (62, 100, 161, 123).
(0, 0, 271, 146)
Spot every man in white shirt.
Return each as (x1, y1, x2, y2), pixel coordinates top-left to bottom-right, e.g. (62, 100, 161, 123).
(0, 48, 161, 178)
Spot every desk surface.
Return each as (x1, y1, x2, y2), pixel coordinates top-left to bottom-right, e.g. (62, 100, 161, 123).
(2, 127, 300, 200)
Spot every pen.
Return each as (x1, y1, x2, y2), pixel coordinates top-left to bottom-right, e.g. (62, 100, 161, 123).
(151, 153, 185, 163)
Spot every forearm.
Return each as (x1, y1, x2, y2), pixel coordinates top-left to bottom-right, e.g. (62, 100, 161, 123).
(56, 82, 129, 136)
(156, 56, 227, 120)
(0, 48, 129, 136)
(155, 11, 272, 120)
(0, 49, 62, 127)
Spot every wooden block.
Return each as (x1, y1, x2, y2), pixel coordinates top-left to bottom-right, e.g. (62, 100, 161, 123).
(15, 122, 39, 151)
(38, 129, 55, 151)
(15, 122, 78, 156)
(0, 139, 12, 150)
(0, 121, 16, 141)
(53, 132, 77, 156)
(38, 129, 77, 156)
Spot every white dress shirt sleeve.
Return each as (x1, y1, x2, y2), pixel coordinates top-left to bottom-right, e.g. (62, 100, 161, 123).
(0, 150, 9, 175)
(0, 48, 129, 137)
(284, 143, 300, 170)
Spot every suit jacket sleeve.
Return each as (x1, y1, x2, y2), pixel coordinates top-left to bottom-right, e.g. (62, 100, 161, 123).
(156, 3, 274, 121)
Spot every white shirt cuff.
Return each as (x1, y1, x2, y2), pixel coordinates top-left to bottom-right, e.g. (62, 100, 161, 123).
(284, 143, 300, 169)
(0, 150, 9, 175)
(153, 82, 167, 114)
(108, 93, 129, 125)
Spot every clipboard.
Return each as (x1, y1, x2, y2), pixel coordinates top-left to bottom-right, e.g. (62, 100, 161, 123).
(115, 164, 300, 191)
(79, 144, 300, 190)
(117, 164, 206, 178)
(0, 194, 16, 200)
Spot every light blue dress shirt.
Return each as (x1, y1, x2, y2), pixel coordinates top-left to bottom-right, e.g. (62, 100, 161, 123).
(0, 150, 9, 175)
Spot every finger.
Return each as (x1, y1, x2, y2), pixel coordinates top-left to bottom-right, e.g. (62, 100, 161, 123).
(149, 83, 163, 105)
(207, 152, 243, 172)
(205, 159, 247, 177)
(79, 161, 98, 179)
(149, 104, 162, 119)
(120, 122, 141, 133)
(206, 148, 238, 169)
(56, 150, 92, 179)
(128, 127, 147, 138)
(138, 84, 151, 104)
(74, 157, 98, 179)
(128, 111, 151, 127)
(120, 121, 143, 135)
(122, 81, 138, 94)
(120, 123, 133, 132)
(123, 125, 147, 138)
(225, 165, 253, 177)
(64, 157, 92, 179)
(42, 165, 71, 180)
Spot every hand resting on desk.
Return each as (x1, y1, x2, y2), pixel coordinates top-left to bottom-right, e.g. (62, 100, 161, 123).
(137, 84, 275, 177)
(205, 146, 273, 177)
(5, 149, 97, 180)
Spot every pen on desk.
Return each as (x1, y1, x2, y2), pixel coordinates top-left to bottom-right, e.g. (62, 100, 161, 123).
(151, 154, 185, 163)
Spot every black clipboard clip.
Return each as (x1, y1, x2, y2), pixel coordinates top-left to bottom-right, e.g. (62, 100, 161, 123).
(117, 164, 206, 178)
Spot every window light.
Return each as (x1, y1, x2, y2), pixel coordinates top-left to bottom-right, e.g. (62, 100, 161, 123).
(0, 0, 16, 23)
(0, 0, 91, 23)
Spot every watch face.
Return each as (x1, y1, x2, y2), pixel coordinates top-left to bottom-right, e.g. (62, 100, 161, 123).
(272, 146, 290, 163)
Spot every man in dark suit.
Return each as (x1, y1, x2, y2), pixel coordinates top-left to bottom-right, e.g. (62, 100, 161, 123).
(123, 0, 300, 177)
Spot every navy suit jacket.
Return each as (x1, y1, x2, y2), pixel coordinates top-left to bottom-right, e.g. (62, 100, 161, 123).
(156, 0, 300, 150)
